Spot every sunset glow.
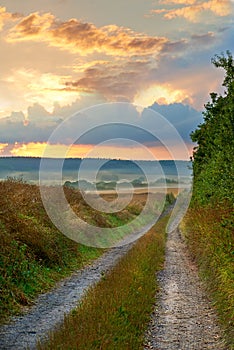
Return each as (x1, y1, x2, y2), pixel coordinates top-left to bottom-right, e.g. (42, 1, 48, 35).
(0, 1, 233, 159)
(1, 141, 193, 161)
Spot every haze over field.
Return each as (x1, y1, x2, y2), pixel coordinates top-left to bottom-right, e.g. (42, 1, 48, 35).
(0, 157, 192, 186)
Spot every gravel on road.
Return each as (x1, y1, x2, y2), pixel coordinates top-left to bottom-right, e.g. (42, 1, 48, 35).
(1, 206, 227, 350)
(144, 227, 227, 350)
(0, 244, 133, 350)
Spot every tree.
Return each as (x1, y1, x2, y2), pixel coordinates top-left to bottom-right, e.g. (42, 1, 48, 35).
(191, 51, 234, 204)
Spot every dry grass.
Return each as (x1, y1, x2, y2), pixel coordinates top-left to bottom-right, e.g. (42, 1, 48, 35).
(38, 215, 168, 350)
(0, 179, 106, 323)
(0, 178, 167, 324)
(181, 204, 234, 348)
(0, 179, 145, 322)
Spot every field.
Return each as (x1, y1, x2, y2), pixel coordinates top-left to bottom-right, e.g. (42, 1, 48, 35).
(0, 178, 176, 323)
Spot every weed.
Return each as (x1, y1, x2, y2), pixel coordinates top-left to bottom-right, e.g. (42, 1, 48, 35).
(0, 180, 104, 322)
(37, 216, 168, 350)
(181, 204, 234, 348)
(1, 179, 158, 323)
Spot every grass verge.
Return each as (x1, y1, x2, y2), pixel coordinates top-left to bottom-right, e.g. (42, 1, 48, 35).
(38, 215, 168, 350)
(0, 179, 103, 324)
(1, 179, 166, 324)
(0, 179, 142, 323)
(181, 204, 234, 349)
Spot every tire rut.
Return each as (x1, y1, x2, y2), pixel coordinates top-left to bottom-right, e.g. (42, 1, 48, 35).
(0, 244, 133, 350)
(144, 228, 227, 350)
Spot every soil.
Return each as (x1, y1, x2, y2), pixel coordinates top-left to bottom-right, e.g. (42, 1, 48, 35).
(144, 227, 227, 350)
(0, 210, 227, 349)
(0, 244, 133, 350)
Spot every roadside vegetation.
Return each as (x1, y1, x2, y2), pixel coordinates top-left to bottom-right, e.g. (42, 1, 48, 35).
(0, 177, 173, 325)
(38, 215, 168, 350)
(181, 51, 234, 348)
(0, 178, 151, 323)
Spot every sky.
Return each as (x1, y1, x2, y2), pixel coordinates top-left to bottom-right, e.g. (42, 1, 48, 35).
(0, 0, 233, 160)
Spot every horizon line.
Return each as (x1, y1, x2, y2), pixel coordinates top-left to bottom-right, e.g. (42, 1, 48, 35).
(0, 156, 191, 162)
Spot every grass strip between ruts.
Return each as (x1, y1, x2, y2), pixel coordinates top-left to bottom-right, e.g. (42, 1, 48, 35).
(38, 215, 168, 350)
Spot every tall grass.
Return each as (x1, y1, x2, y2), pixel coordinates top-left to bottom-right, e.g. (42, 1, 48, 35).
(38, 215, 168, 350)
(0, 179, 145, 322)
(0, 179, 163, 324)
(181, 203, 234, 348)
(0, 179, 104, 323)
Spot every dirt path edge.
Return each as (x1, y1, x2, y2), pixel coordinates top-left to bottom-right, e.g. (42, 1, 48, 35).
(144, 227, 228, 349)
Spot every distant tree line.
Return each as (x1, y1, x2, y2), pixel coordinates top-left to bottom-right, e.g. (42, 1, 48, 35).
(64, 177, 179, 191)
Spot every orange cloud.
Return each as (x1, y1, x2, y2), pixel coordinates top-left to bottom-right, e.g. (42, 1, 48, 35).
(65, 59, 151, 101)
(134, 84, 192, 108)
(149, 144, 193, 160)
(4, 141, 191, 160)
(9, 142, 94, 158)
(10, 142, 45, 157)
(159, 0, 197, 4)
(7, 12, 168, 56)
(65, 55, 202, 107)
(151, 0, 232, 22)
(15, 12, 54, 37)
(0, 6, 20, 31)
(1, 6, 228, 117)
(0, 143, 8, 154)
(3, 69, 79, 115)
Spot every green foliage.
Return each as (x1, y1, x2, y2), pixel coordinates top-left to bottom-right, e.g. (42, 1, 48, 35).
(182, 206, 234, 348)
(165, 192, 176, 206)
(0, 179, 153, 323)
(38, 216, 168, 350)
(0, 179, 120, 322)
(191, 51, 234, 205)
(185, 51, 234, 347)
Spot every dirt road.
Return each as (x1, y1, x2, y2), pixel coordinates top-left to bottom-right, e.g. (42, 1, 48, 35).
(144, 227, 227, 349)
(0, 244, 133, 350)
(0, 213, 227, 349)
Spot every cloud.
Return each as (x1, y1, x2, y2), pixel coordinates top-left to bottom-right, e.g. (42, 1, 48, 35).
(148, 50, 227, 110)
(159, 0, 197, 4)
(1, 68, 80, 117)
(0, 140, 193, 160)
(65, 59, 152, 101)
(0, 104, 72, 144)
(159, 0, 196, 3)
(0, 143, 8, 154)
(15, 12, 54, 36)
(8, 142, 94, 158)
(191, 31, 215, 44)
(148, 102, 203, 142)
(2, 28, 218, 115)
(161, 39, 188, 53)
(0, 6, 20, 31)
(7, 12, 168, 56)
(1, 6, 231, 130)
(151, 0, 232, 22)
(0, 100, 202, 151)
(134, 84, 192, 108)
(64, 54, 202, 106)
